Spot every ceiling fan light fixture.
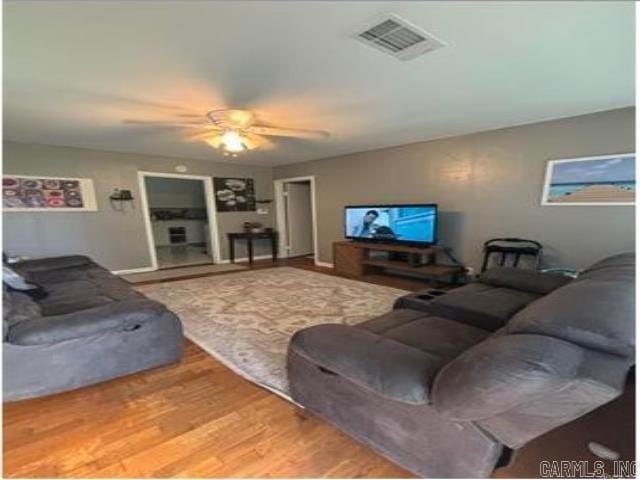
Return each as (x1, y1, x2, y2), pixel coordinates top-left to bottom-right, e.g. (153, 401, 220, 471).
(220, 130, 246, 153)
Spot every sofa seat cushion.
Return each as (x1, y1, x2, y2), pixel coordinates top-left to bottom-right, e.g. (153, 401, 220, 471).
(423, 283, 541, 331)
(290, 309, 489, 405)
(359, 309, 489, 360)
(379, 315, 490, 359)
(357, 308, 427, 334)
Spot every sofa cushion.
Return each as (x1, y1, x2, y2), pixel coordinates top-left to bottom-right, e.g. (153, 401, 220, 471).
(360, 310, 489, 360)
(580, 252, 635, 275)
(506, 257, 635, 357)
(11, 255, 92, 274)
(34, 276, 142, 316)
(7, 299, 167, 345)
(423, 283, 540, 331)
(479, 267, 572, 295)
(39, 296, 115, 316)
(357, 308, 427, 334)
(4, 290, 42, 326)
(575, 252, 635, 283)
(290, 322, 437, 404)
(289, 309, 490, 405)
(25, 265, 106, 285)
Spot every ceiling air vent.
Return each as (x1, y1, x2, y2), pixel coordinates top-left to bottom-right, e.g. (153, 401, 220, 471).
(353, 14, 446, 61)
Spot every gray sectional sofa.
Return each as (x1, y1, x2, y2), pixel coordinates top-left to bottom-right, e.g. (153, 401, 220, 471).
(4, 255, 183, 401)
(287, 253, 635, 478)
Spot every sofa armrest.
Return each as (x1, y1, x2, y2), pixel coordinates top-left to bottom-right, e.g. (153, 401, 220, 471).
(392, 288, 447, 313)
(432, 334, 630, 448)
(7, 299, 169, 345)
(479, 267, 571, 295)
(289, 324, 439, 405)
(11, 255, 94, 274)
(432, 334, 586, 421)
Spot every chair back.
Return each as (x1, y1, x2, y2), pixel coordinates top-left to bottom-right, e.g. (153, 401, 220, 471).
(481, 238, 542, 272)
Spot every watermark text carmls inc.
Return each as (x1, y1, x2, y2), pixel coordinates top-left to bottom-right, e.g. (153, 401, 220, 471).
(540, 460, 636, 478)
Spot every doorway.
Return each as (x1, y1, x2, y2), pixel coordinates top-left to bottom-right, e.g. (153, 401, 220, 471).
(139, 172, 220, 270)
(274, 176, 318, 264)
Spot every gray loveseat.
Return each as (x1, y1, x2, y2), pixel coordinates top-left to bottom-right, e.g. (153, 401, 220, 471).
(287, 253, 635, 478)
(4, 255, 183, 401)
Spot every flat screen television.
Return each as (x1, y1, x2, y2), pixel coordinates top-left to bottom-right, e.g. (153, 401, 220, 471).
(344, 204, 437, 246)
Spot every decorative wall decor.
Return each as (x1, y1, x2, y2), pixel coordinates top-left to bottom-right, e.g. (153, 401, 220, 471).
(3, 175, 98, 212)
(213, 177, 256, 212)
(541, 153, 635, 206)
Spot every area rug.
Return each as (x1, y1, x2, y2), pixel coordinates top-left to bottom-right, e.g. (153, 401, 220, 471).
(136, 267, 406, 399)
(122, 263, 247, 284)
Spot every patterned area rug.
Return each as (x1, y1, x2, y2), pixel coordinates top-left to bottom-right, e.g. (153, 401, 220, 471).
(137, 267, 406, 399)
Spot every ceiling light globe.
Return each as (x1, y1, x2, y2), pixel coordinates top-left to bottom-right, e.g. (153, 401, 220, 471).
(221, 130, 245, 153)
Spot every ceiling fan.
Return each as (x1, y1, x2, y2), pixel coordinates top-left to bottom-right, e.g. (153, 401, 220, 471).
(124, 109, 330, 156)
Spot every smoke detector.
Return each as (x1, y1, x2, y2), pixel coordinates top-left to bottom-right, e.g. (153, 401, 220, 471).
(353, 14, 446, 61)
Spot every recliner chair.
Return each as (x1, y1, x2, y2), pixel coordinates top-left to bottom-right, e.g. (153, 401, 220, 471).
(287, 253, 634, 478)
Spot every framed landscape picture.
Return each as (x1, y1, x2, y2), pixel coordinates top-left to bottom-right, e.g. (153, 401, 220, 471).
(3, 175, 97, 212)
(541, 153, 635, 206)
(213, 177, 256, 212)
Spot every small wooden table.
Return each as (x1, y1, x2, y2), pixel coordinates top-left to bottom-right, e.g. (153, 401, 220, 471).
(228, 231, 278, 264)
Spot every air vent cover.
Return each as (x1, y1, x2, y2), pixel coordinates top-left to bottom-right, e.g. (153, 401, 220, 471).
(353, 14, 446, 61)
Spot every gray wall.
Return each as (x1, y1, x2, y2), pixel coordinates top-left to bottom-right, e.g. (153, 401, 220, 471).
(3, 142, 275, 270)
(146, 177, 205, 209)
(274, 108, 635, 270)
(4, 107, 634, 272)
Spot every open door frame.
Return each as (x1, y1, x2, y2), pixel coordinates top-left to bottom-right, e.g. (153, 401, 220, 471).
(138, 171, 221, 271)
(273, 175, 323, 267)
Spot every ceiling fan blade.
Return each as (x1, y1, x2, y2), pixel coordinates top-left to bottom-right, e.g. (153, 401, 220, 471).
(207, 109, 255, 129)
(241, 133, 261, 150)
(175, 113, 205, 118)
(184, 128, 224, 141)
(246, 125, 330, 139)
(123, 119, 206, 128)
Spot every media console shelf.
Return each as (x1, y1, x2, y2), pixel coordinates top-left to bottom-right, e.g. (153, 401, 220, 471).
(333, 240, 463, 284)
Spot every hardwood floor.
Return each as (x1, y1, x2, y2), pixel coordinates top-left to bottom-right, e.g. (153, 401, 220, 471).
(4, 339, 413, 478)
(3, 259, 635, 478)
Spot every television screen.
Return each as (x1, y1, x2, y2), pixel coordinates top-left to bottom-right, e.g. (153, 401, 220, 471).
(344, 204, 437, 245)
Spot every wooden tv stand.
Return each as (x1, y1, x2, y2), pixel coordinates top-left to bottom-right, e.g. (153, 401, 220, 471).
(333, 240, 463, 284)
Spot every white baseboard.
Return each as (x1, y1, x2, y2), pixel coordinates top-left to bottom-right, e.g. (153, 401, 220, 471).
(315, 261, 334, 268)
(112, 266, 156, 275)
(217, 254, 274, 264)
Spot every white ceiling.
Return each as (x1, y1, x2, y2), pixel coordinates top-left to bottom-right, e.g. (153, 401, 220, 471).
(4, 1, 635, 166)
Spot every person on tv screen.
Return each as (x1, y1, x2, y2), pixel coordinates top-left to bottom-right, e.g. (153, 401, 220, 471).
(351, 209, 379, 238)
(351, 209, 396, 239)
